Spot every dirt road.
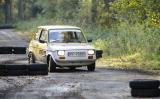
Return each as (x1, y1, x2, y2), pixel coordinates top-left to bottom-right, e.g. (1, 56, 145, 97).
(0, 29, 27, 47)
(2, 63, 160, 99)
(0, 29, 160, 99)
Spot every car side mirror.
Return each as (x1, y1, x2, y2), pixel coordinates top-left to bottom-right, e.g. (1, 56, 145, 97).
(39, 39, 47, 43)
(87, 39, 92, 42)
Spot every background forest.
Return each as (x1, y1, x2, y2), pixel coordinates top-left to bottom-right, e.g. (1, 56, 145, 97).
(0, 0, 160, 70)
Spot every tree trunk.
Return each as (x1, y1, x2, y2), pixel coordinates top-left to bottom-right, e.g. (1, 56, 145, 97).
(103, 0, 114, 27)
(18, 0, 24, 20)
(4, 0, 12, 23)
(91, 0, 97, 24)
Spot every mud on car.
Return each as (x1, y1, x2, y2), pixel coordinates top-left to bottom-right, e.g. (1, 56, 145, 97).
(28, 25, 102, 72)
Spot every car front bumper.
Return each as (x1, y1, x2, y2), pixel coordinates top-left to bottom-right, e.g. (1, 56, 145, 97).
(55, 60, 95, 66)
(49, 50, 96, 66)
(54, 59, 96, 66)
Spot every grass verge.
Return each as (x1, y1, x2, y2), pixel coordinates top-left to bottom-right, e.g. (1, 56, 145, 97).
(97, 53, 160, 74)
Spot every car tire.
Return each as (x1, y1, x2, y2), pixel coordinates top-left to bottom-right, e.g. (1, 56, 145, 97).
(28, 70, 48, 75)
(7, 70, 27, 76)
(48, 56, 56, 72)
(28, 64, 48, 75)
(0, 47, 12, 54)
(28, 64, 48, 71)
(12, 47, 26, 54)
(0, 64, 6, 69)
(131, 89, 160, 97)
(69, 67, 76, 70)
(28, 52, 35, 64)
(0, 69, 6, 76)
(87, 62, 95, 71)
(6, 64, 27, 70)
(0, 65, 6, 76)
(129, 79, 160, 89)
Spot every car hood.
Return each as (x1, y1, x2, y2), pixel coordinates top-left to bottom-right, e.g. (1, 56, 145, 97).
(48, 43, 95, 51)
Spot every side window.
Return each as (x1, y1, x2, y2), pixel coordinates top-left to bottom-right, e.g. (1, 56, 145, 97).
(39, 30, 48, 42)
(35, 29, 42, 40)
(77, 32, 85, 42)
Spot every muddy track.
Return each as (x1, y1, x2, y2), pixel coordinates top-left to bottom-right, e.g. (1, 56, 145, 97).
(2, 67, 160, 99)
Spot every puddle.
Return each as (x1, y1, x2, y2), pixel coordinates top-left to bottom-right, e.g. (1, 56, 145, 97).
(44, 86, 70, 93)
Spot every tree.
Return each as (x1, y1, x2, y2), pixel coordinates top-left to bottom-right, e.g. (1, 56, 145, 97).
(91, 0, 97, 23)
(0, 0, 4, 23)
(110, 0, 160, 27)
(17, 0, 24, 20)
(4, 0, 12, 23)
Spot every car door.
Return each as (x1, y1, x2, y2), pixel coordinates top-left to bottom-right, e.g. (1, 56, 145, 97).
(29, 28, 42, 61)
(37, 29, 48, 63)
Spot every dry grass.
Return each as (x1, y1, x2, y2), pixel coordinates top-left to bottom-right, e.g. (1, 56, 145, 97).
(97, 53, 160, 71)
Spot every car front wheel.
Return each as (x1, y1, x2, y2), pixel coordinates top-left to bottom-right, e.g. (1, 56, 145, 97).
(48, 56, 56, 72)
(87, 62, 95, 71)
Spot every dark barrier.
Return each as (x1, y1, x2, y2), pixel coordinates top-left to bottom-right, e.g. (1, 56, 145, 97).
(12, 47, 26, 54)
(0, 47, 12, 54)
(0, 64, 6, 76)
(0, 47, 26, 54)
(129, 79, 160, 97)
(0, 25, 15, 29)
(96, 50, 103, 59)
(0, 64, 48, 76)
(28, 64, 48, 75)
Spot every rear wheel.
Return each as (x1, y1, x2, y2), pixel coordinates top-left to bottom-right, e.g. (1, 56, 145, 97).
(28, 52, 35, 64)
(87, 62, 95, 71)
(48, 56, 56, 72)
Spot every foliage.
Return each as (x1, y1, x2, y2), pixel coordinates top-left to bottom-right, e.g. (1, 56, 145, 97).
(110, 0, 160, 27)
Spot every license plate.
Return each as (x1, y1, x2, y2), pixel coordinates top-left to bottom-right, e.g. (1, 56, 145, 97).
(68, 52, 86, 57)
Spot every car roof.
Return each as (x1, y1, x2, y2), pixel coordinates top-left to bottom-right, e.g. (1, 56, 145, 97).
(38, 25, 81, 30)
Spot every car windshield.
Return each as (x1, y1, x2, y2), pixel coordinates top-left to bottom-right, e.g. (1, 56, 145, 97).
(48, 29, 86, 43)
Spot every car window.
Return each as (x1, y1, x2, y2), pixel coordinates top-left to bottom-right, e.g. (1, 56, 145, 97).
(35, 29, 42, 40)
(49, 29, 86, 43)
(39, 30, 48, 42)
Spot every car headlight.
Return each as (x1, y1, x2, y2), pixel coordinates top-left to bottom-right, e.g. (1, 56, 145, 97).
(57, 50, 65, 56)
(88, 50, 95, 55)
